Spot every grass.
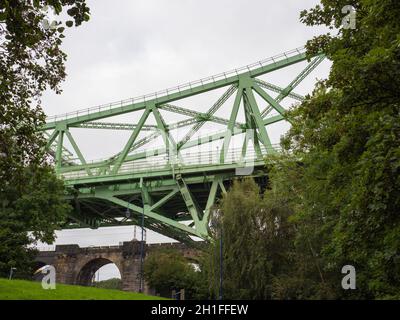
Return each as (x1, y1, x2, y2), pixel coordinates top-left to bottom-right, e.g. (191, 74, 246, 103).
(0, 278, 166, 300)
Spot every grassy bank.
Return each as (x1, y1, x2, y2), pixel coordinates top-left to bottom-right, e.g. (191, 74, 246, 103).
(0, 278, 164, 300)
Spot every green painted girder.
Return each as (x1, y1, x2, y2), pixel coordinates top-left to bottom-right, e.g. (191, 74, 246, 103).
(110, 118, 203, 160)
(57, 119, 282, 176)
(66, 175, 229, 200)
(102, 106, 244, 163)
(67, 196, 198, 243)
(253, 83, 288, 120)
(55, 130, 64, 172)
(254, 79, 305, 102)
(40, 47, 326, 243)
(64, 168, 267, 242)
(177, 85, 238, 149)
(68, 175, 227, 199)
(44, 49, 314, 175)
(111, 105, 151, 174)
(115, 115, 285, 164)
(260, 54, 325, 117)
(62, 158, 268, 187)
(74, 122, 158, 131)
(160, 103, 244, 128)
(41, 48, 308, 131)
(151, 104, 184, 165)
(244, 82, 275, 151)
(102, 88, 240, 160)
(219, 84, 244, 163)
(286, 54, 325, 90)
(175, 173, 208, 235)
(79, 199, 121, 225)
(219, 75, 279, 162)
(64, 129, 92, 176)
(45, 131, 76, 162)
(73, 115, 239, 132)
(127, 131, 161, 153)
(242, 92, 262, 159)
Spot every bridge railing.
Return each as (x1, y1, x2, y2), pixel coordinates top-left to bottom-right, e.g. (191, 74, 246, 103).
(37, 245, 56, 252)
(46, 47, 305, 123)
(61, 144, 281, 180)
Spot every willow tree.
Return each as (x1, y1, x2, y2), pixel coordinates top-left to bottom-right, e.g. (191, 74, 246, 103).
(202, 178, 301, 299)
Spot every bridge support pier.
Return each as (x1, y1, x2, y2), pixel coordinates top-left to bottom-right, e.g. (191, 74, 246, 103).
(36, 241, 145, 293)
(120, 241, 143, 292)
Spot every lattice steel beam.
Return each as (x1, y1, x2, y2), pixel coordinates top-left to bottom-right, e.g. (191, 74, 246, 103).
(74, 122, 157, 131)
(260, 54, 325, 117)
(41, 49, 308, 131)
(178, 85, 238, 149)
(254, 79, 305, 102)
(40, 48, 325, 243)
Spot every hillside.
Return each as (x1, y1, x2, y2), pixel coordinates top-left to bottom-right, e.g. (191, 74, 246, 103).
(0, 278, 165, 300)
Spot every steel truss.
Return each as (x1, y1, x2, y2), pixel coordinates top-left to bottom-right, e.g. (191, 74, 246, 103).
(40, 47, 324, 243)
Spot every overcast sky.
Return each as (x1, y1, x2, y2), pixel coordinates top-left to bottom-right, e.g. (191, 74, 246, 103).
(38, 0, 331, 280)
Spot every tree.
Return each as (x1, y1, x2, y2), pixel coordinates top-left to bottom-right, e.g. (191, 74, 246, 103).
(144, 248, 206, 299)
(211, 179, 273, 299)
(280, 0, 400, 298)
(202, 0, 400, 299)
(93, 278, 122, 290)
(1, 1, 90, 176)
(0, 1, 90, 278)
(202, 178, 320, 300)
(262, 156, 339, 299)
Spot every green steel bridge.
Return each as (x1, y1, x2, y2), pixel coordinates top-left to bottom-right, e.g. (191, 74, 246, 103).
(40, 47, 325, 244)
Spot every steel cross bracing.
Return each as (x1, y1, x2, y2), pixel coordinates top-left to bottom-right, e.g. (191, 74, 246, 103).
(40, 47, 325, 244)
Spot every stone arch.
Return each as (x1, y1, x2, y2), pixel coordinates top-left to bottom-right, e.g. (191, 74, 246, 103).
(34, 260, 47, 270)
(76, 257, 122, 286)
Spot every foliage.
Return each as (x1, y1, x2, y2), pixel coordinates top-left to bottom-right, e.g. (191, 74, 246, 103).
(202, 0, 400, 299)
(93, 278, 122, 290)
(144, 248, 206, 299)
(203, 179, 274, 299)
(0, 1, 90, 175)
(202, 177, 336, 299)
(286, 0, 400, 299)
(0, 165, 70, 278)
(0, 1, 89, 278)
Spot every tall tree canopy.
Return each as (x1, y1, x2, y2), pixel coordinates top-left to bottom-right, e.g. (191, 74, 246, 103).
(0, 0, 90, 277)
(202, 178, 300, 299)
(203, 0, 400, 299)
(202, 177, 337, 299)
(284, 0, 400, 298)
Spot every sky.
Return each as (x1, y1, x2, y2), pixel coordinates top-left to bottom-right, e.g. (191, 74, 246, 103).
(38, 0, 331, 280)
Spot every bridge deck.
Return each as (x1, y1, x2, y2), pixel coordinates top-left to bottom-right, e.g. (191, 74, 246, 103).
(62, 147, 272, 186)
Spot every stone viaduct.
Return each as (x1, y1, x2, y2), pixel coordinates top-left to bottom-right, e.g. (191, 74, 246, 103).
(35, 241, 199, 294)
